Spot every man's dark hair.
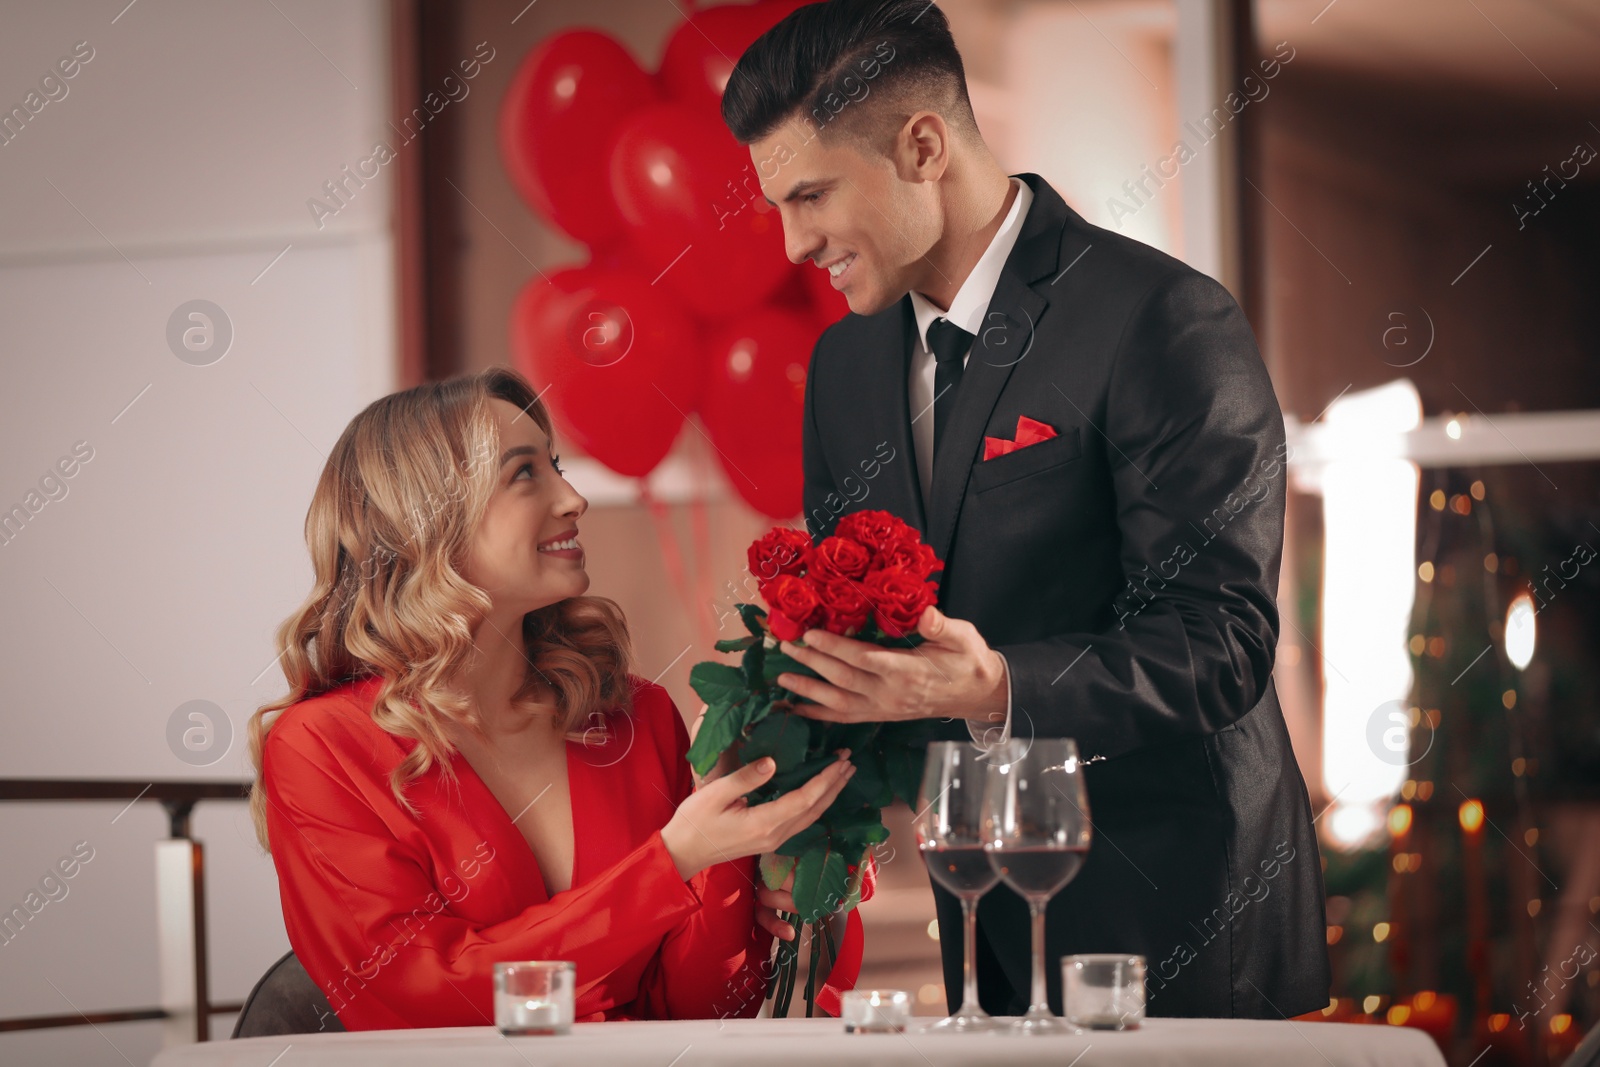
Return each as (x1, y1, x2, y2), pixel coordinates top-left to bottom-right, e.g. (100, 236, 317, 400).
(721, 0, 979, 154)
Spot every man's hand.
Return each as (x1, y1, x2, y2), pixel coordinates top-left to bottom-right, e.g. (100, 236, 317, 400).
(775, 606, 1008, 724)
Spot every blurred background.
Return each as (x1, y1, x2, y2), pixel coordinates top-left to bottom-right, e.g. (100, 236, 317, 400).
(1, 0, 1596, 1064)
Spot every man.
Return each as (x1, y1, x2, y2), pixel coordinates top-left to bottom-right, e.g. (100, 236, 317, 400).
(721, 0, 1330, 1021)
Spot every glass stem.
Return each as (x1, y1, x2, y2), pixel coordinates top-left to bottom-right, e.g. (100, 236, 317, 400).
(1029, 898, 1048, 1014)
(960, 896, 980, 1012)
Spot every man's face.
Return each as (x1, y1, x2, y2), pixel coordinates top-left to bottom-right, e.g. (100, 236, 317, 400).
(750, 116, 942, 317)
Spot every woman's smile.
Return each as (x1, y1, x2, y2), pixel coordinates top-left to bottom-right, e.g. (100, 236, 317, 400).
(537, 526, 583, 561)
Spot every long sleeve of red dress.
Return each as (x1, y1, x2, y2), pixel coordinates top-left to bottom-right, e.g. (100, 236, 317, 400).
(260, 674, 774, 1030)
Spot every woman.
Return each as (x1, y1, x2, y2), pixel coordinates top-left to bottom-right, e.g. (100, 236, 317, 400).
(246, 367, 854, 1029)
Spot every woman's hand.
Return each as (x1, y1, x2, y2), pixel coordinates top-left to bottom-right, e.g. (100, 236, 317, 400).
(660, 751, 856, 881)
(756, 864, 799, 942)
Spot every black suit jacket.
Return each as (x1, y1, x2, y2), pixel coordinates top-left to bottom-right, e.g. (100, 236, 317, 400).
(800, 172, 1330, 1019)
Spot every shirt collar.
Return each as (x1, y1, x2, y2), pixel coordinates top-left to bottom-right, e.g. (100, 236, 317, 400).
(909, 175, 1034, 352)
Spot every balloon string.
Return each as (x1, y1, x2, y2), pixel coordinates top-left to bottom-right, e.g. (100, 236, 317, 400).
(639, 482, 698, 661)
(689, 433, 719, 653)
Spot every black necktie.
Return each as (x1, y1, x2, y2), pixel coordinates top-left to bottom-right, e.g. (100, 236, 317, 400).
(927, 317, 974, 463)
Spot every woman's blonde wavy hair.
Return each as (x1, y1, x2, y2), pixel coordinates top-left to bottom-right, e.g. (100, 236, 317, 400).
(246, 366, 633, 853)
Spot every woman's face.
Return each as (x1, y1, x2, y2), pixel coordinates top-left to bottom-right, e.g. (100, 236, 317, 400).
(462, 398, 590, 616)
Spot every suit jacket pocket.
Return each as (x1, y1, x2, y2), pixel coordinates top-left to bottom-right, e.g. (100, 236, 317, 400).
(972, 426, 1082, 494)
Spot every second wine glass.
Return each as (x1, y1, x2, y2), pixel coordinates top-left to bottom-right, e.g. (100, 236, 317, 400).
(981, 737, 1092, 1035)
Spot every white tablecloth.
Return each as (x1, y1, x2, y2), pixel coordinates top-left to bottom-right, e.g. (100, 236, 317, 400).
(150, 1017, 1447, 1067)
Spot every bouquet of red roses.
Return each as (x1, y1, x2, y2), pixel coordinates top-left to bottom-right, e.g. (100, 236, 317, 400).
(687, 510, 943, 1016)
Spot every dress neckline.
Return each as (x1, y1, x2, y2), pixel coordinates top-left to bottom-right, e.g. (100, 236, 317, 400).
(448, 732, 581, 902)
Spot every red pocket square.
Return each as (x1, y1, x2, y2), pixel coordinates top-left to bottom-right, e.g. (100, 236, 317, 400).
(984, 415, 1059, 461)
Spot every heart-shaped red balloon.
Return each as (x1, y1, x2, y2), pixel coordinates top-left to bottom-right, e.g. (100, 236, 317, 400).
(609, 102, 791, 320)
(511, 264, 704, 478)
(499, 31, 658, 246)
(658, 0, 816, 120)
(699, 306, 816, 518)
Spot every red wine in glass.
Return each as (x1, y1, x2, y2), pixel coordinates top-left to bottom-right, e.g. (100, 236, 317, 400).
(991, 845, 1088, 898)
(981, 737, 1093, 1035)
(922, 845, 1003, 897)
(914, 743, 1004, 1033)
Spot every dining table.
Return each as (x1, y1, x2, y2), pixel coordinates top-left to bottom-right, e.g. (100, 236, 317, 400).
(149, 1015, 1449, 1066)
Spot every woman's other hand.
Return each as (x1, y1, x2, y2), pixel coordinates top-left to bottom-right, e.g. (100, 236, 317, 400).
(755, 864, 799, 941)
(661, 750, 855, 881)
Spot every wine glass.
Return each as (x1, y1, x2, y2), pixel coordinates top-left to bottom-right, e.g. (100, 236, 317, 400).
(912, 741, 1003, 1033)
(980, 737, 1092, 1035)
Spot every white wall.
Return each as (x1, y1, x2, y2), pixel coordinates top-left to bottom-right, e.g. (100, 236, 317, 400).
(1003, 0, 1182, 259)
(0, 1, 394, 1062)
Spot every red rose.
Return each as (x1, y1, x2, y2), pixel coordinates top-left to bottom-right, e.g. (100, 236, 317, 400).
(763, 575, 824, 641)
(870, 539, 944, 581)
(835, 510, 913, 558)
(808, 535, 872, 582)
(814, 577, 872, 637)
(748, 527, 812, 586)
(863, 567, 936, 638)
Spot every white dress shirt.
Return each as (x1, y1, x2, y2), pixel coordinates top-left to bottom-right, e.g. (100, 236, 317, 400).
(906, 175, 1033, 748)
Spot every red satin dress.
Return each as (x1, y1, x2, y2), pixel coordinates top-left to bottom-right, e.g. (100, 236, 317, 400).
(260, 674, 774, 1030)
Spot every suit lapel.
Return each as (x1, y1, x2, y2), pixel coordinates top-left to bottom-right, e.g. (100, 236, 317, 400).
(851, 300, 928, 535)
(924, 173, 1068, 569)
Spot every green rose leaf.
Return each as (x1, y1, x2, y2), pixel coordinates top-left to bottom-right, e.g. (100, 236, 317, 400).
(826, 806, 891, 843)
(775, 821, 828, 857)
(791, 845, 851, 923)
(742, 688, 776, 734)
(741, 639, 767, 691)
(824, 721, 880, 754)
(768, 750, 841, 795)
(761, 649, 822, 690)
(741, 710, 809, 772)
(736, 602, 768, 638)
(689, 662, 747, 709)
(759, 851, 797, 891)
(714, 635, 758, 653)
(686, 698, 747, 776)
(835, 749, 892, 809)
(879, 727, 927, 808)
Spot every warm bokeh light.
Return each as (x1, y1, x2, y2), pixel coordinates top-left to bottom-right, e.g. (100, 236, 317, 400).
(1505, 593, 1536, 670)
(1318, 382, 1422, 843)
(1388, 803, 1413, 837)
(1458, 799, 1485, 834)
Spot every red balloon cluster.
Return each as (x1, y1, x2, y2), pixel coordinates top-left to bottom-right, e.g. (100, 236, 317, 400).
(500, 1, 848, 517)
